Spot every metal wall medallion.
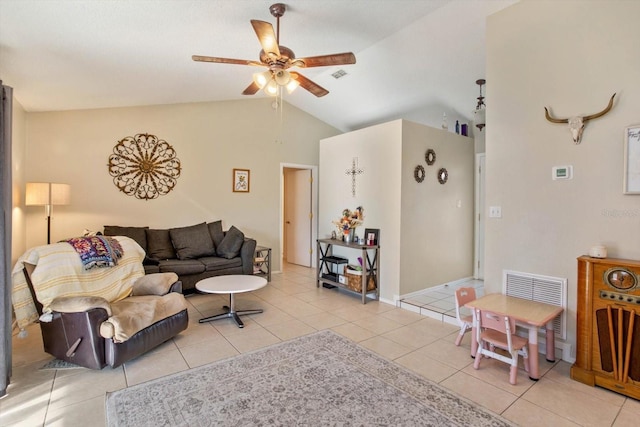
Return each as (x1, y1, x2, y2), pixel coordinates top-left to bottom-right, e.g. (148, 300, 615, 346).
(108, 133, 182, 200)
(426, 149, 436, 165)
(414, 165, 425, 183)
(437, 168, 448, 184)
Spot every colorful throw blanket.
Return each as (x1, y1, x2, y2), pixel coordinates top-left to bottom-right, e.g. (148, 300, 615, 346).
(66, 236, 124, 270)
(11, 236, 145, 329)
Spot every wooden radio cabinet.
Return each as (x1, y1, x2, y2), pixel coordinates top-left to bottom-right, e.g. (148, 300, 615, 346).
(571, 256, 640, 400)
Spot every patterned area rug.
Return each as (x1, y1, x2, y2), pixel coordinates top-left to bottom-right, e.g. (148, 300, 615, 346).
(106, 330, 514, 426)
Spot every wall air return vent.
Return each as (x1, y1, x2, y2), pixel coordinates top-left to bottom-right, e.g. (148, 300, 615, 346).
(503, 270, 567, 340)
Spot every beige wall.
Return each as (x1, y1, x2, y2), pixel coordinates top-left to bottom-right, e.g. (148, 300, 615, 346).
(20, 99, 339, 270)
(320, 120, 403, 302)
(320, 119, 474, 302)
(486, 0, 640, 354)
(400, 121, 475, 295)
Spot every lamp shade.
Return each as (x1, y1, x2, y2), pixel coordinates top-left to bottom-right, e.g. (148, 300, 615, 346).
(285, 79, 300, 94)
(474, 108, 486, 129)
(274, 70, 291, 86)
(264, 79, 279, 96)
(252, 71, 272, 89)
(26, 182, 71, 206)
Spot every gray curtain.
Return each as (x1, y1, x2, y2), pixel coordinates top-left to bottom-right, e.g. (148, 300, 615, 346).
(0, 80, 13, 397)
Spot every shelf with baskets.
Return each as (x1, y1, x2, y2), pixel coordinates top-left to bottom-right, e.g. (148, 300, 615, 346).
(316, 238, 379, 304)
(254, 246, 271, 282)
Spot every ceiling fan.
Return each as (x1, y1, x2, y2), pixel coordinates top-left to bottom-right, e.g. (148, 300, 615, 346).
(192, 3, 356, 98)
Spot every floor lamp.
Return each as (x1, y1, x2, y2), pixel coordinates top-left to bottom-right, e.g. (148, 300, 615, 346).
(25, 182, 71, 244)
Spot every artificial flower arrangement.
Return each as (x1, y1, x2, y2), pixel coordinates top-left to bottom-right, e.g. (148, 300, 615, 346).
(333, 206, 364, 235)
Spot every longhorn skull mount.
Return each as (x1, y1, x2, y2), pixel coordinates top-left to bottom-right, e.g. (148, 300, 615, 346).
(544, 93, 616, 144)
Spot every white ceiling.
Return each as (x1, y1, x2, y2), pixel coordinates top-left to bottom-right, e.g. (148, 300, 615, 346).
(0, 0, 517, 132)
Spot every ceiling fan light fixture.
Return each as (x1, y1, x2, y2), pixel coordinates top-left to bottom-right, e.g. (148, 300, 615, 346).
(193, 3, 355, 99)
(253, 70, 272, 89)
(285, 78, 300, 94)
(274, 69, 291, 85)
(264, 78, 279, 96)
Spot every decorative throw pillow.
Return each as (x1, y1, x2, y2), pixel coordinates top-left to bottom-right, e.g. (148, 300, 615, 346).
(103, 225, 149, 251)
(169, 222, 216, 260)
(216, 225, 245, 259)
(207, 220, 224, 249)
(146, 229, 177, 260)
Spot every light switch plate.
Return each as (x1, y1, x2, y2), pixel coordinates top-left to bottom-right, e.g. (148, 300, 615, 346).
(489, 206, 502, 218)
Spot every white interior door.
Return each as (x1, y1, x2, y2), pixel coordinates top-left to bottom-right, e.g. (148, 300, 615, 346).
(286, 169, 312, 267)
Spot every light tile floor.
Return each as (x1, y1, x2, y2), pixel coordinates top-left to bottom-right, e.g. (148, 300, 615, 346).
(399, 279, 485, 324)
(1, 265, 638, 426)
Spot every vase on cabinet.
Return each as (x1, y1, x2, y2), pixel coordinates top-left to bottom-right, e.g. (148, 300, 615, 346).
(343, 229, 355, 244)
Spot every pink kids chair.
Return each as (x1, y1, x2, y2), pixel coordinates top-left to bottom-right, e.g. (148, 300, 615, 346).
(473, 308, 530, 385)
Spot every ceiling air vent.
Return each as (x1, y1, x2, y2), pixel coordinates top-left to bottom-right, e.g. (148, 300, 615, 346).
(331, 69, 348, 79)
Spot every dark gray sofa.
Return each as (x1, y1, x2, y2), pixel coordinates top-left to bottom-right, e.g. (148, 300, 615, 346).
(104, 221, 257, 293)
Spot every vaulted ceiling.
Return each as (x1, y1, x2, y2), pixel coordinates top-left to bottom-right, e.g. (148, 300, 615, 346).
(0, 0, 517, 132)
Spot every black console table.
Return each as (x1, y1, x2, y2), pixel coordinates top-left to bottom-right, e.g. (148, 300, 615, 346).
(316, 238, 379, 304)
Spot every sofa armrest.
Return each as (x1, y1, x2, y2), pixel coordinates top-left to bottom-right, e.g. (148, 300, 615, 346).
(49, 295, 112, 316)
(240, 238, 257, 274)
(132, 272, 180, 296)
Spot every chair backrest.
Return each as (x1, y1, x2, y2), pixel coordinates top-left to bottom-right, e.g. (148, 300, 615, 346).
(23, 263, 44, 316)
(477, 310, 515, 334)
(476, 309, 517, 349)
(454, 287, 477, 319)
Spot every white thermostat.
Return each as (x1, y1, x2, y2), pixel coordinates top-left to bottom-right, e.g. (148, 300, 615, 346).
(552, 165, 573, 180)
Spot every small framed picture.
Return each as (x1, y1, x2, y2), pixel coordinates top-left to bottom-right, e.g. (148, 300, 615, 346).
(233, 169, 250, 193)
(364, 228, 379, 246)
(623, 125, 640, 194)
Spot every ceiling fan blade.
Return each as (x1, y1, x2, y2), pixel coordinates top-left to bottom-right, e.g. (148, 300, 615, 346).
(294, 52, 356, 68)
(242, 81, 260, 95)
(251, 20, 281, 59)
(192, 55, 264, 67)
(290, 72, 329, 97)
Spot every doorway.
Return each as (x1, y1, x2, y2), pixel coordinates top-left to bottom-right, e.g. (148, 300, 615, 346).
(280, 164, 318, 269)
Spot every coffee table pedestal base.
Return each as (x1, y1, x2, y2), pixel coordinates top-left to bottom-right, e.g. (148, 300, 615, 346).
(198, 294, 263, 328)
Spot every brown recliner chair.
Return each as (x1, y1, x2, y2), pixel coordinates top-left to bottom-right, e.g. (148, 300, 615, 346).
(13, 237, 189, 369)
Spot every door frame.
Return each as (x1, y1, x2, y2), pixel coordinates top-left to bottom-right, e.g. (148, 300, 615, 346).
(474, 153, 485, 279)
(280, 163, 318, 270)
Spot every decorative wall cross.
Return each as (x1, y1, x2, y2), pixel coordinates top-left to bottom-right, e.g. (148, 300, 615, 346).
(345, 157, 364, 197)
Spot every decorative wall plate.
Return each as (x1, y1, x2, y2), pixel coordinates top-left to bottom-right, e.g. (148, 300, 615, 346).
(437, 168, 448, 184)
(426, 149, 436, 165)
(414, 165, 425, 183)
(108, 133, 182, 200)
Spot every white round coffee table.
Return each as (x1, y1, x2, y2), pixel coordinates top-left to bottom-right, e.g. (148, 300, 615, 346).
(196, 275, 268, 328)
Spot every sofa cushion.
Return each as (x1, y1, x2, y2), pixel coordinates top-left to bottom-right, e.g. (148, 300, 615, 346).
(158, 259, 206, 276)
(103, 225, 149, 251)
(144, 264, 161, 274)
(216, 226, 245, 259)
(199, 256, 243, 271)
(169, 223, 216, 260)
(207, 220, 224, 248)
(146, 229, 177, 260)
